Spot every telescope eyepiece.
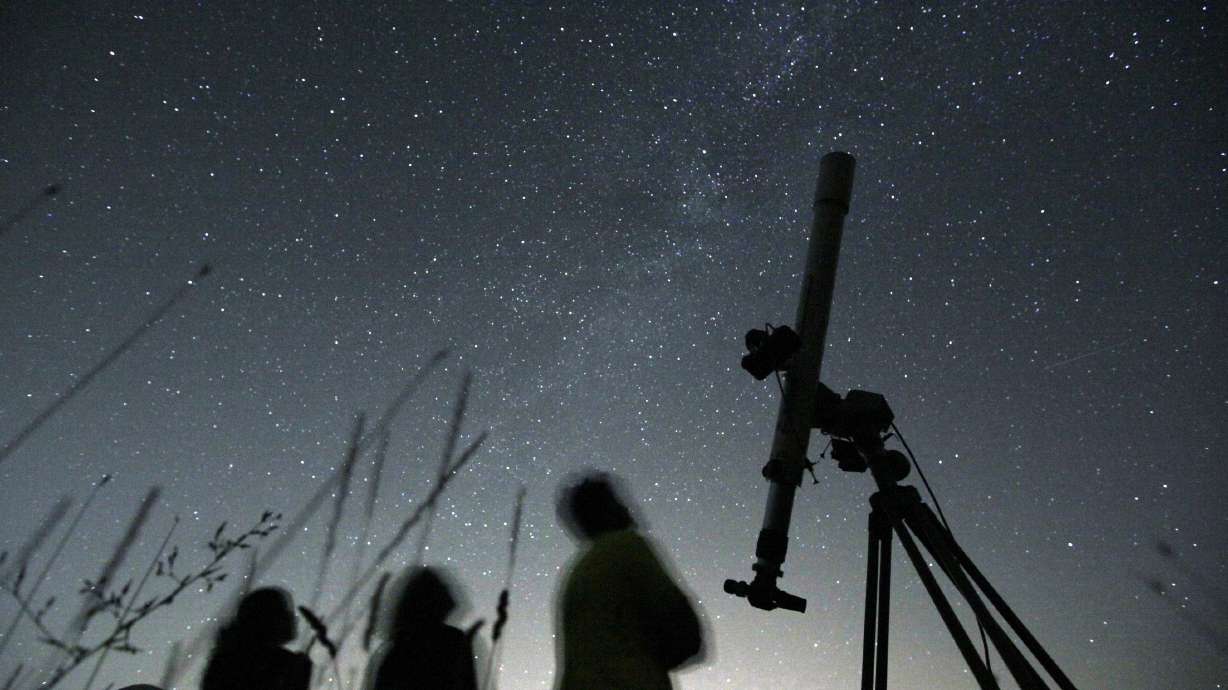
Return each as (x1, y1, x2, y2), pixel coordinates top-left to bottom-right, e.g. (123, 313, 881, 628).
(723, 578, 807, 613)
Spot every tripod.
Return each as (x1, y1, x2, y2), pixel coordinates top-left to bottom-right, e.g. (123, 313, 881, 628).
(860, 478, 1078, 690)
(724, 154, 1078, 686)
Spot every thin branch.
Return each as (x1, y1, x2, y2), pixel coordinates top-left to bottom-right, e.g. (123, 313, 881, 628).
(37, 511, 278, 690)
(80, 515, 179, 690)
(341, 429, 391, 639)
(358, 429, 390, 569)
(0, 578, 61, 645)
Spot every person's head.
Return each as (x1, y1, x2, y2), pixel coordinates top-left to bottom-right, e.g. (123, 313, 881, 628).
(225, 587, 297, 645)
(389, 566, 458, 637)
(556, 471, 637, 541)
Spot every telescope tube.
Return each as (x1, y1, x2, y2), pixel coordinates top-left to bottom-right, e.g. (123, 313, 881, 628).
(727, 152, 855, 612)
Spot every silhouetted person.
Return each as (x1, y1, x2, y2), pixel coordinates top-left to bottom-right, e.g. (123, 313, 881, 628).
(363, 566, 479, 690)
(201, 587, 311, 690)
(554, 472, 705, 690)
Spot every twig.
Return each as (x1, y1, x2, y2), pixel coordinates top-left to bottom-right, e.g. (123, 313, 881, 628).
(302, 372, 484, 689)
(359, 350, 448, 451)
(239, 545, 259, 599)
(36, 485, 160, 681)
(1144, 577, 1228, 656)
(36, 511, 278, 689)
(80, 516, 180, 690)
(315, 432, 486, 681)
(311, 428, 484, 689)
(1156, 540, 1228, 617)
(341, 429, 390, 639)
(0, 579, 60, 649)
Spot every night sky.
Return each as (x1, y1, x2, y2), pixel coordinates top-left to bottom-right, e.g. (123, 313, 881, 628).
(1, 2, 1226, 688)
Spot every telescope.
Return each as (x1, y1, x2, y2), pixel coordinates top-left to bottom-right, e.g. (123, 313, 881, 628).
(723, 151, 855, 615)
(723, 154, 1078, 690)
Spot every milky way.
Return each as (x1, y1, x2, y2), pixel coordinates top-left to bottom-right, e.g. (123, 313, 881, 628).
(1, 3, 1225, 688)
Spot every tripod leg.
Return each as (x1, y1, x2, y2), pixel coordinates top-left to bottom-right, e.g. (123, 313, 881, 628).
(874, 513, 892, 690)
(906, 506, 1047, 690)
(890, 517, 1000, 689)
(862, 512, 882, 690)
(922, 505, 1079, 690)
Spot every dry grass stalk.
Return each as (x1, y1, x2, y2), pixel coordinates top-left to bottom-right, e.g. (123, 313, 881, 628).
(35, 510, 278, 689)
(80, 516, 180, 690)
(78, 487, 162, 631)
(0, 495, 72, 590)
(250, 352, 448, 589)
(413, 373, 471, 567)
(1148, 541, 1228, 657)
(0, 475, 113, 662)
(165, 356, 451, 686)
(481, 486, 527, 690)
(312, 413, 366, 608)
(359, 430, 391, 564)
(0, 265, 212, 468)
(32, 486, 161, 687)
(358, 350, 448, 453)
(362, 571, 391, 652)
(1156, 540, 1228, 616)
(0, 182, 59, 240)
(324, 426, 485, 636)
(309, 430, 484, 690)
(238, 545, 259, 599)
(158, 641, 181, 689)
(1, 663, 22, 690)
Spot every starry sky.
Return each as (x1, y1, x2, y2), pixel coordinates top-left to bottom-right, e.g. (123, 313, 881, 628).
(1, 2, 1226, 688)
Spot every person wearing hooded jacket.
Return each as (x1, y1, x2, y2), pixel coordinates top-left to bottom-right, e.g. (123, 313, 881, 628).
(554, 472, 706, 690)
